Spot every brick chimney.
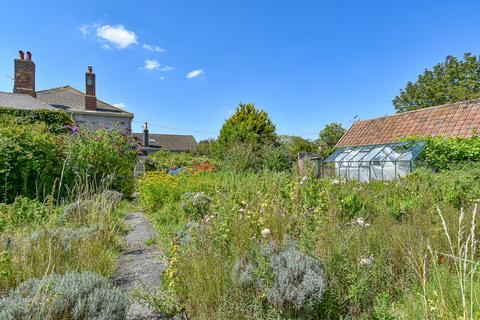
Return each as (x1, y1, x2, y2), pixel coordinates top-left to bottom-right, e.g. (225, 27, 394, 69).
(85, 66, 97, 111)
(143, 122, 149, 147)
(14, 50, 36, 97)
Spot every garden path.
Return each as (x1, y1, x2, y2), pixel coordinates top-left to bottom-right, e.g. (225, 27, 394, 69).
(115, 211, 166, 320)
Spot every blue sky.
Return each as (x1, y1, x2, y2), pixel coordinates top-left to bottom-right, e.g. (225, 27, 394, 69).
(1, 1, 480, 140)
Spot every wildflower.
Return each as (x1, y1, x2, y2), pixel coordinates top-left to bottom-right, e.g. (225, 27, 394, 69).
(261, 228, 271, 238)
(358, 255, 374, 267)
(331, 179, 340, 185)
(355, 217, 370, 227)
(300, 176, 308, 185)
(204, 214, 216, 223)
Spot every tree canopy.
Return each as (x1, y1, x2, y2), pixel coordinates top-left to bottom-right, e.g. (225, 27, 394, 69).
(280, 135, 318, 156)
(393, 53, 480, 113)
(217, 103, 277, 150)
(317, 122, 345, 159)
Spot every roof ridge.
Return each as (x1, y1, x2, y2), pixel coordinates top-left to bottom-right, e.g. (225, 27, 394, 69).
(133, 132, 195, 137)
(36, 85, 73, 93)
(355, 98, 480, 124)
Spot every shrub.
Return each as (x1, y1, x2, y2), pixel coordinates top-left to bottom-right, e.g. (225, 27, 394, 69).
(138, 171, 219, 211)
(0, 119, 64, 203)
(147, 150, 215, 171)
(262, 145, 294, 172)
(217, 103, 277, 152)
(422, 135, 480, 171)
(63, 128, 138, 197)
(0, 108, 73, 133)
(180, 192, 212, 220)
(220, 142, 263, 172)
(268, 241, 327, 312)
(0, 271, 126, 320)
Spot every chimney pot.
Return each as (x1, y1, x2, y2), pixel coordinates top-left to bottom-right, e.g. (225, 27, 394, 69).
(88, 66, 93, 73)
(18, 51, 24, 60)
(26, 51, 32, 60)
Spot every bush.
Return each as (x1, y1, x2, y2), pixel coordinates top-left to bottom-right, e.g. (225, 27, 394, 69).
(0, 108, 73, 133)
(262, 145, 294, 172)
(146, 150, 215, 171)
(422, 135, 480, 170)
(268, 241, 327, 312)
(180, 192, 212, 220)
(0, 271, 126, 320)
(63, 128, 138, 197)
(0, 119, 64, 203)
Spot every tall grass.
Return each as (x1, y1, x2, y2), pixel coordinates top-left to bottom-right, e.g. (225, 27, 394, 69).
(138, 164, 480, 319)
(0, 189, 127, 295)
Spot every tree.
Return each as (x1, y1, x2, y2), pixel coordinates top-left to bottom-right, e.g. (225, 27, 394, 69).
(317, 122, 345, 159)
(217, 103, 277, 151)
(280, 135, 318, 156)
(393, 53, 480, 113)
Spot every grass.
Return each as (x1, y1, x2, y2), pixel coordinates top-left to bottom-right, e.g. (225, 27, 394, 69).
(0, 190, 129, 296)
(138, 164, 480, 319)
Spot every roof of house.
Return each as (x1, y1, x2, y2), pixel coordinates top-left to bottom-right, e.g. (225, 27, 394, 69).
(132, 133, 198, 151)
(36, 86, 132, 117)
(337, 99, 480, 147)
(0, 92, 58, 111)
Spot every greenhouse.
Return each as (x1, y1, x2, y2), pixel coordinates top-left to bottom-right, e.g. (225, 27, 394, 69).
(319, 141, 427, 182)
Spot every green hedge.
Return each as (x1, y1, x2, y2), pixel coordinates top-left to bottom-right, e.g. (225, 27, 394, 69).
(0, 111, 138, 203)
(423, 135, 480, 170)
(0, 108, 73, 133)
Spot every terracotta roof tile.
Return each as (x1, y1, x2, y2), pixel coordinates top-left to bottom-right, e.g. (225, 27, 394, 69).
(337, 99, 480, 147)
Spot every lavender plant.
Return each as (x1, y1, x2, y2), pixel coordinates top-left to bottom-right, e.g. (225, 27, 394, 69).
(268, 241, 327, 311)
(0, 271, 126, 320)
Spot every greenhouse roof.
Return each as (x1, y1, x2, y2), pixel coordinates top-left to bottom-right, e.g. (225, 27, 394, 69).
(322, 141, 427, 164)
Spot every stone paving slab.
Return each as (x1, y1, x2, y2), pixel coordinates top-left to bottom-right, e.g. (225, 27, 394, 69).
(115, 212, 167, 320)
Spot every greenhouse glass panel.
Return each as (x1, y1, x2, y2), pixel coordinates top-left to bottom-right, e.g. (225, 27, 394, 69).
(320, 141, 426, 182)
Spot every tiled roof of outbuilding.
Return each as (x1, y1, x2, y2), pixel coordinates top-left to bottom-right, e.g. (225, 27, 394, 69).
(337, 99, 480, 147)
(132, 133, 198, 151)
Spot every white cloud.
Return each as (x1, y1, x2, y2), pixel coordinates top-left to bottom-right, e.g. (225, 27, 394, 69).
(143, 59, 161, 70)
(142, 43, 166, 53)
(186, 69, 204, 79)
(113, 102, 127, 109)
(96, 24, 137, 49)
(141, 59, 172, 72)
(159, 76, 166, 81)
(78, 25, 90, 36)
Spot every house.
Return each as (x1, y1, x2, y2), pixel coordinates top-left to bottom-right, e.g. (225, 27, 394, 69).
(0, 51, 133, 131)
(321, 99, 480, 181)
(132, 122, 198, 153)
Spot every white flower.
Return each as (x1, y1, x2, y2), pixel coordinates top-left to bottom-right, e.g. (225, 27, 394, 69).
(331, 179, 340, 185)
(358, 255, 374, 267)
(261, 228, 271, 238)
(204, 214, 215, 223)
(355, 217, 370, 227)
(300, 176, 308, 185)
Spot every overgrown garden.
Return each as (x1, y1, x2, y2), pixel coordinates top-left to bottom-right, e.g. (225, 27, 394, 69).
(0, 108, 138, 319)
(137, 104, 480, 319)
